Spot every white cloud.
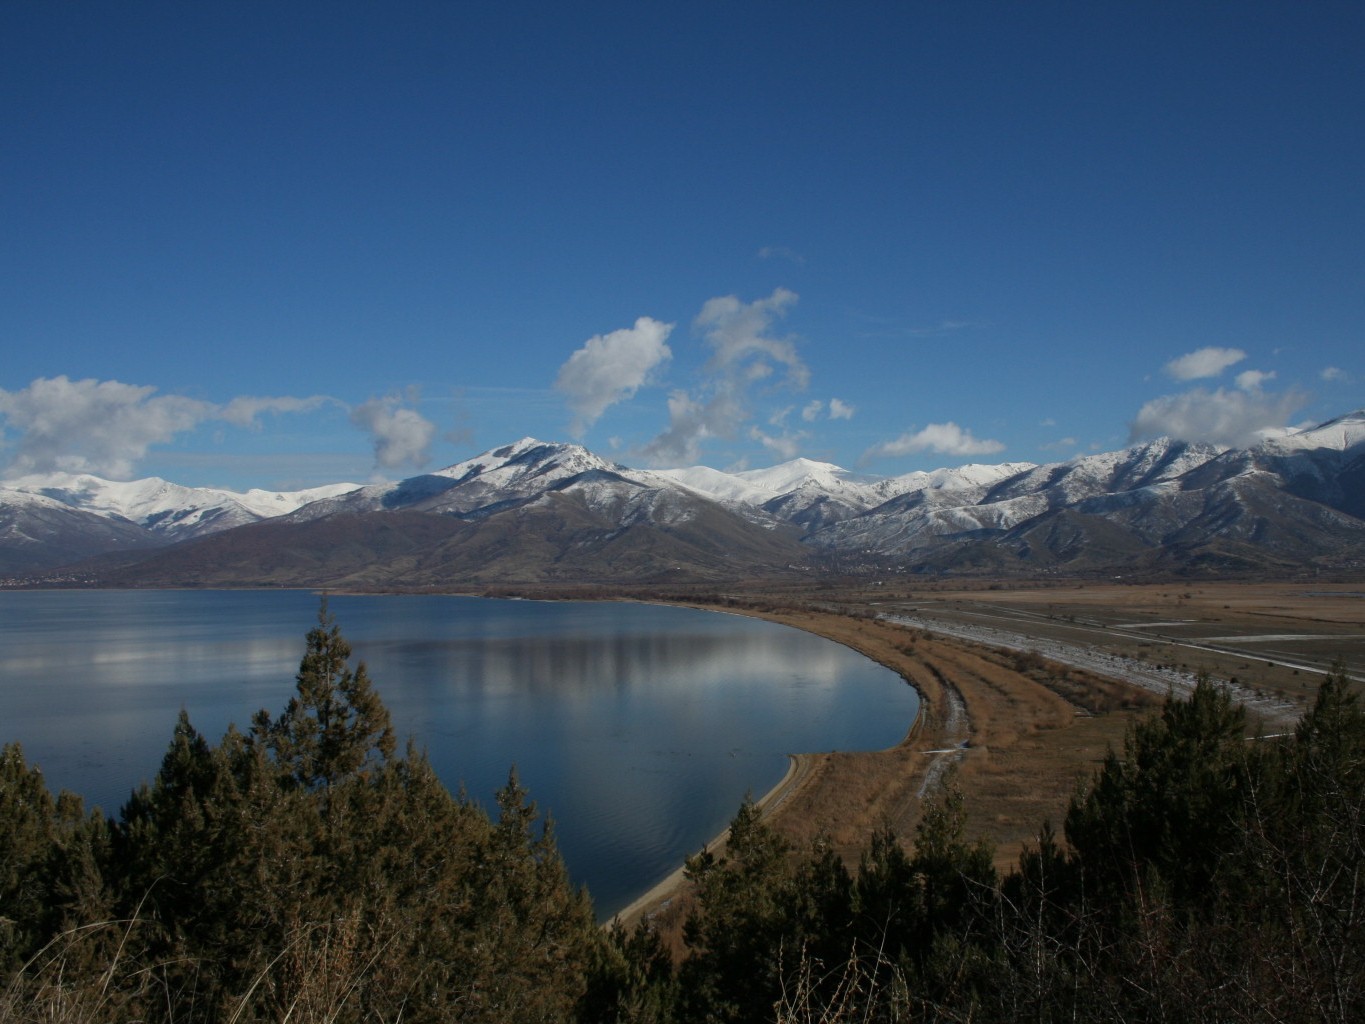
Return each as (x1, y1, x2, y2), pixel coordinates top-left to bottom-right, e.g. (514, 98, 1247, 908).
(749, 425, 805, 460)
(0, 376, 328, 479)
(1040, 436, 1080, 453)
(829, 397, 855, 420)
(1164, 346, 1246, 381)
(554, 316, 673, 435)
(800, 397, 855, 424)
(1129, 386, 1308, 447)
(1322, 366, 1349, 382)
(643, 389, 746, 465)
(904, 319, 984, 337)
(757, 245, 805, 265)
(348, 395, 438, 471)
(864, 422, 1006, 461)
(1235, 368, 1276, 392)
(644, 289, 807, 465)
(219, 394, 330, 427)
(695, 287, 808, 389)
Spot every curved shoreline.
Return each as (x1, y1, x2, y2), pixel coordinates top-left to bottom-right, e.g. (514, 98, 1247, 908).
(609, 751, 811, 926)
(610, 602, 936, 929)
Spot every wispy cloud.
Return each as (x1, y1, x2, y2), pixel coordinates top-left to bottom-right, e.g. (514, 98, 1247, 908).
(864, 422, 1005, 461)
(643, 288, 807, 465)
(749, 425, 805, 460)
(828, 397, 855, 420)
(800, 397, 855, 424)
(905, 319, 986, 337)
(1235, 368, 1276, 392)
(642, 389, 745, 465)
(696, 287, 807, 387)
(757, 245, 805, 265)
(1164, 346, 1246, 381)
(554, 316, 673, 436)
(0, 376, 331, 479)
(1322, 366, 1350, 383)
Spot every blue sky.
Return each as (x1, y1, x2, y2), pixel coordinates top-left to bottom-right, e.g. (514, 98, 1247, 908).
(2, 2, 1362, 490)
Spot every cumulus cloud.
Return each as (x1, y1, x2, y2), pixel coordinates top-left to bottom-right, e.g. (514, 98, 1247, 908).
(1129, 386, 1308, 447)
(864, 422, 1006, 461)
(0, 376, 328, 479)
(642, 389, 747, 465)
(799, 397, 855, 423)
(643, 289, 809, 465)
(349, 394, 438, 471)
(1322, 366, 1349, 382)
(696, 287, 808, 389)
(829, 398, 855, 420)
(750, 425, 805, 460)
(1235, 369, 1276, 392)
(1164, 346, 1246, 381)
(554, 316, 673, 435)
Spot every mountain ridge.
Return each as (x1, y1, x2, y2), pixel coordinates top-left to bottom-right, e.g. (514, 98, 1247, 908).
(4, 409, 1363, 583)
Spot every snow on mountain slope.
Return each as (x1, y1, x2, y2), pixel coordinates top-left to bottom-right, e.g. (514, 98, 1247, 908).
(7, 408, 1365, 579)
(1258, 409, 1365, 455)
(650, 465, 771, 504)
(0, 487, 164, 572)
(884, 461, 1037, 499)
(3, 472, 361, 540)
(288, 439, 648, 521)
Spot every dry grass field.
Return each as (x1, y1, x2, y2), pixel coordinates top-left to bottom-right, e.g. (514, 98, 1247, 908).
(615, 578, 1365, 935)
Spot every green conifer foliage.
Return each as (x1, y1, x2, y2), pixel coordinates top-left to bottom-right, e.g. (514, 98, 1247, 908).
(1065, 672, 1253, 912)
(0, 601, 604, 1024)
(0, 743, 57, 970)
(680, 797, 794, 1023)
(264, 599, 396, 792)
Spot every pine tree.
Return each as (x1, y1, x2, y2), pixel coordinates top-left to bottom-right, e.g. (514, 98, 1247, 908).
(680, 797, 794, 1023)
(0, 743, 57, 970)
(264, 599, 396, 793)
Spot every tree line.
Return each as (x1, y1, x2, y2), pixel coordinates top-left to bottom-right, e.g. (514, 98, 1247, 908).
(2, 605, 1363, 1022)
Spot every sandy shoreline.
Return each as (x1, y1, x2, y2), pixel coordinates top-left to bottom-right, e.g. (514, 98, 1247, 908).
(609, 602, 939, 929)
(608, 750, 813, 926)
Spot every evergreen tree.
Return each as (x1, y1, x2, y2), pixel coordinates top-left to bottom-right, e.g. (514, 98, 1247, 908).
(1065, 672, 1253, 914)
(264, 599, 396, 793)
(0, 743, 58, 970)
(680, 797, 793, 1023)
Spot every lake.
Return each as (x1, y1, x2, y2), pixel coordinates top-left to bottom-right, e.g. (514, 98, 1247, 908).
(0, 590, 919, 917)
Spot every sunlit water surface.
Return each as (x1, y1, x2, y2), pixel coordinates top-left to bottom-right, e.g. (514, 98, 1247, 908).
(0, 590, 918, 917)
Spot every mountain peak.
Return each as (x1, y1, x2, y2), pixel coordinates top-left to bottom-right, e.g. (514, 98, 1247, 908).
(1260, 410, 1365, 454)
(8, 408, 1365, 580)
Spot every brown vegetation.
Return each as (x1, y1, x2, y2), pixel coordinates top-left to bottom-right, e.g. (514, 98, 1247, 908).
(617, 578, 1364, 935)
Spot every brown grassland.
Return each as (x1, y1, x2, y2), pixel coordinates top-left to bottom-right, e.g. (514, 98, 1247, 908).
(602, 578, 1365, 937)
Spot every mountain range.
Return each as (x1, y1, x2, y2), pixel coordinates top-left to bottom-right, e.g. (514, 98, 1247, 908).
(3, 410, 1363, 585)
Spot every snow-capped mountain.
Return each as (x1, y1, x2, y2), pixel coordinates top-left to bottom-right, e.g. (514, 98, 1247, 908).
(3, 472, 360, 541)
(0, 487, 164, 573)
(288, 438, 651, 520)
(4, 409, 1364, 582)
(2, 472, 363, 540)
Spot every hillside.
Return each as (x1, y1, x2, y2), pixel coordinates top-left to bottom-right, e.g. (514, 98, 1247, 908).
(4, 410, 1364, 585)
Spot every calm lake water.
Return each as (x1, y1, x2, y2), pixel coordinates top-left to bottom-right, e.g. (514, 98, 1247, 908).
(0, 590, 918, 917)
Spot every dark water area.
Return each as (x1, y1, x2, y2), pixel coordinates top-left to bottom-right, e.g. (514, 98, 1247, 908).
(0, 590, 918, 917)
